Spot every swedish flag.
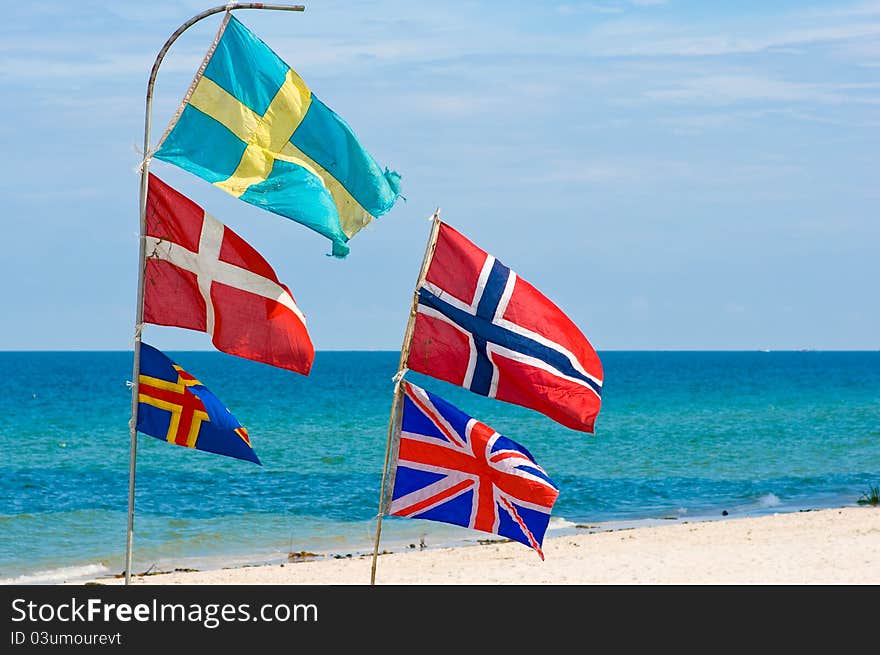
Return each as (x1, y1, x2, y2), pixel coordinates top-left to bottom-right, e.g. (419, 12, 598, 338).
(153, 14, 401, 257)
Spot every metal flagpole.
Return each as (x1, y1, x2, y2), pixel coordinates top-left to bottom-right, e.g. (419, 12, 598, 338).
(369, 209, 442, 585)
(124, 2, 305, 586)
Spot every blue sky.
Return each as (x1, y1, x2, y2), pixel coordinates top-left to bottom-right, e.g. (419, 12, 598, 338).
(1, 0, 877, 351)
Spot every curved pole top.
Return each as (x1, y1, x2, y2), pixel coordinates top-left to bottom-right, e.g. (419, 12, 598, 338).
(146, 4, 305, 103)
(125, 3, 304, 586)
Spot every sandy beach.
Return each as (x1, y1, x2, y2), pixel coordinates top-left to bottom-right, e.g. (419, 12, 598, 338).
(88, 506, 880, 586)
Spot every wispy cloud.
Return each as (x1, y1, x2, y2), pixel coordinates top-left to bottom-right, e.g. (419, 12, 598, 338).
(540, 157, 697, 184)
(537, 153, 813, 190)
(584, 20, 880, 58)
(5, 1, 880, 87)
(557, 0, 666, 13)
(556, 3, 625, 15)
(644, 74, 880, 106)
(797, 0, 880, 19)
(660, 107, 880, 134)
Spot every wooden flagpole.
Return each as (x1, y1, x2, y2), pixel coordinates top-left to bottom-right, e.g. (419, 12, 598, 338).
(124, 2, 305, 586)
(369, 209, 442, 585)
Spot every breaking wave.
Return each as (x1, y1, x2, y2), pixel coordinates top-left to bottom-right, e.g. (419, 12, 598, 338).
(758, 493, 781, 508)
(0, 563, 109, 585)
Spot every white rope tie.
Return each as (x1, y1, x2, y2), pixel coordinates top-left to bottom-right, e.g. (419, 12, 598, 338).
(132, 144, 152, 173)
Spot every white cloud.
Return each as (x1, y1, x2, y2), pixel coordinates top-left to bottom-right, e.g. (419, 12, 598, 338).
(798, 0, 880, 18)
(556, 3, 625, 15)
(541, 157, 697, 184)
(660, 107, 880, 134)
(584, 20, 880, 58)
(644, 74, 880, 106)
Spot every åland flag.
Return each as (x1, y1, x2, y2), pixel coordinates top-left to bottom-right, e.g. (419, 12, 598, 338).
(387, 382, 559, 558)
(406, 221, 604, 432)
(144, 174, 314, 375)
(136, 343, 260, 465)
(152, 14, 401, 258)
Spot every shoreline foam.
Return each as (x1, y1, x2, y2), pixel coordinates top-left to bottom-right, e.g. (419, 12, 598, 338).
(76, 505, 880, 585)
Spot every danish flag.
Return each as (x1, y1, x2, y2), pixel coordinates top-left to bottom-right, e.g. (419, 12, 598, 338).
(388, 381, 559, 558)
(406, 221, 603, 432)
(143, 174, 314, 374)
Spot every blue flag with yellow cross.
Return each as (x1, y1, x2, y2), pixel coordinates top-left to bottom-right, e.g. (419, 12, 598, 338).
(136, 343, 261, 465)
(152, 14, 401, 258)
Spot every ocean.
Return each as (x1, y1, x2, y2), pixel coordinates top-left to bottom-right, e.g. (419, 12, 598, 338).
(1, 350, 878, 584)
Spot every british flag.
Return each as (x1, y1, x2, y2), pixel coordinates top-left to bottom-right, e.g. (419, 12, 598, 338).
(406, 221, 603, 433)
(388, 381, 559, 558)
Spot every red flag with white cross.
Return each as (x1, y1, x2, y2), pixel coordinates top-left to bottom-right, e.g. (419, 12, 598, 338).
(143, 174, 314, 375)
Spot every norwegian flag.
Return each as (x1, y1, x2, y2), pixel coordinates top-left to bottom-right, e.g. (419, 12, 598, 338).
(406, 221, 603, 432)
(143, 174, 314, 374)
(388, 381, 559, 558)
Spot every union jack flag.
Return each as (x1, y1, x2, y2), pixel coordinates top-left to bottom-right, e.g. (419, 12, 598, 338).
(406, 221, 603, 433)
(387, 381, 559, 558)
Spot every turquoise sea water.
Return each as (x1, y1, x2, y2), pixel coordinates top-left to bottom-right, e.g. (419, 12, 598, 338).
(1, 351, 878, 583)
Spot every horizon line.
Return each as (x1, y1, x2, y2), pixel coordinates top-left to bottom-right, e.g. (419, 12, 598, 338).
(1, 348, 878, 353)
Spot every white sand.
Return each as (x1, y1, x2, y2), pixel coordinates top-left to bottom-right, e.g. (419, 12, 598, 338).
(88, 506, 880, 585)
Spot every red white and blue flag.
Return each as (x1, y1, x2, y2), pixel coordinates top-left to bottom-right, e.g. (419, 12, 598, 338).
(144, 174, 314, 375)
(406, 221, 603, 432)
(387, 381, 559, 558)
